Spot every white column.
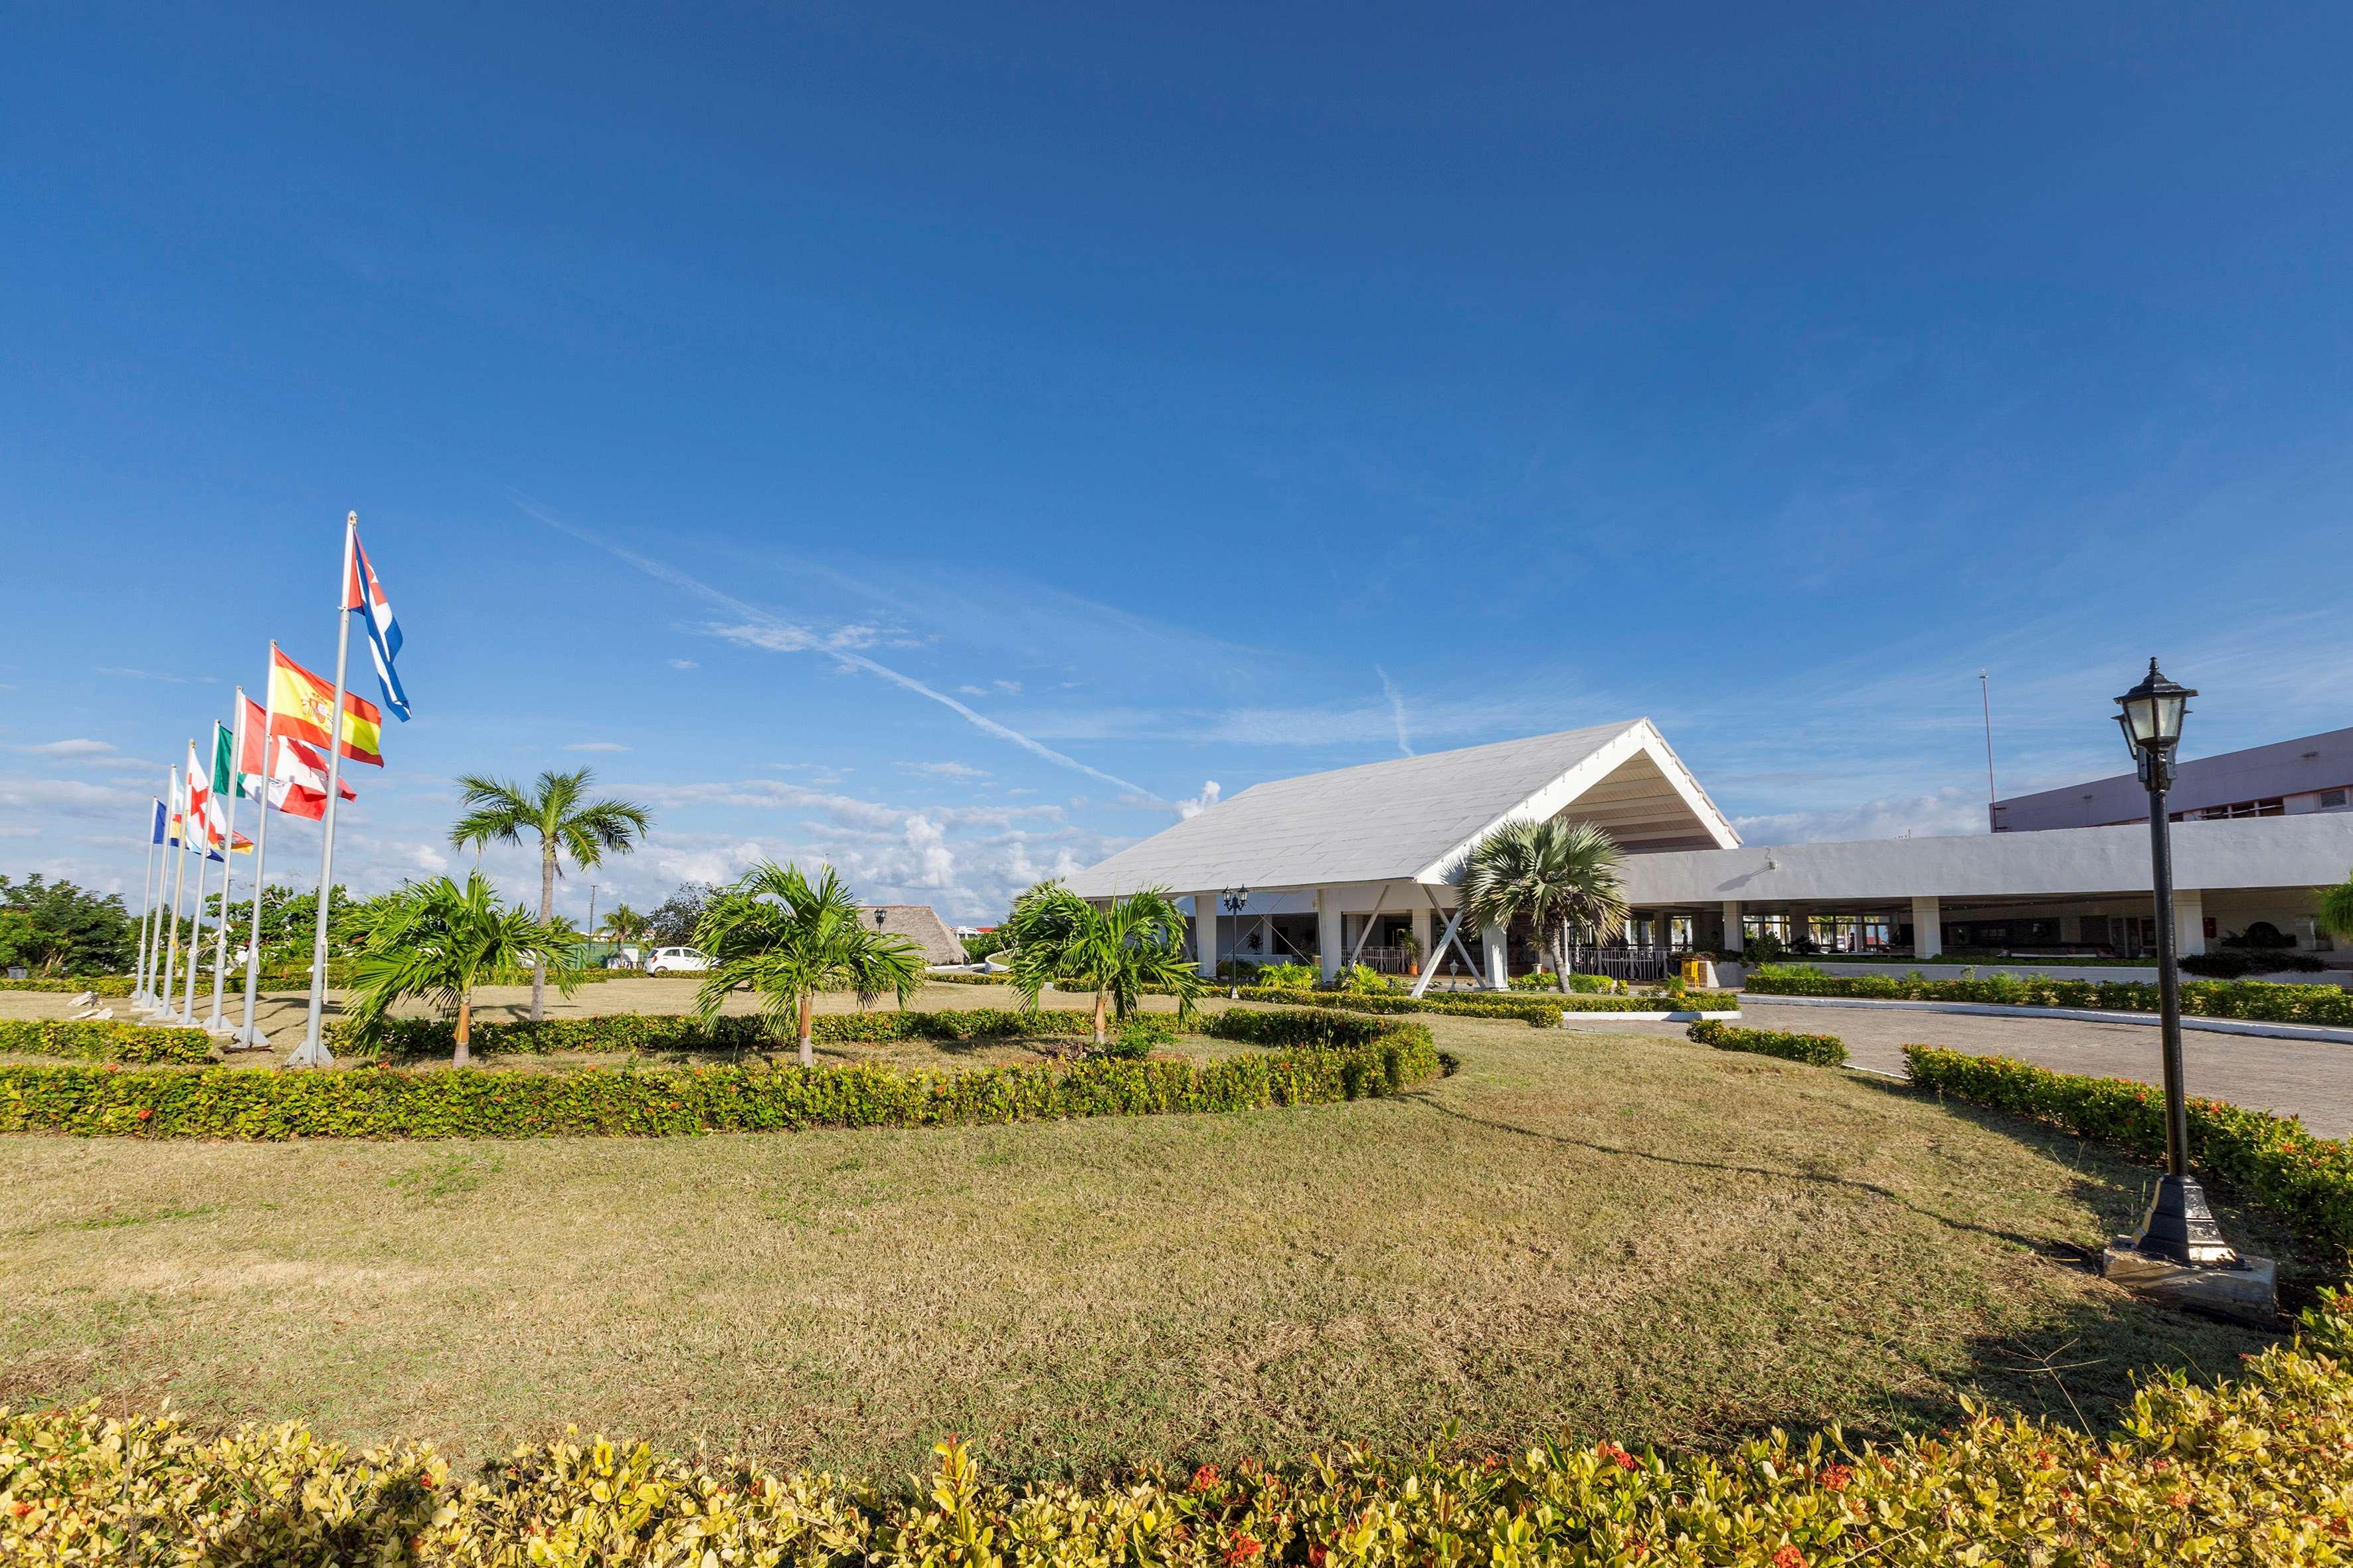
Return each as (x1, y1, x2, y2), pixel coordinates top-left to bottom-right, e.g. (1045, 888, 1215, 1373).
(1194, 895, 1218, 978)
(1410, 904, 1433, 978)
(1316, 891, 1343, 982)
(1911, 896, 1942, 959)
(2174, 889, 2208, 956)
(1721, 901, 1743, 954)
(1482, 923, 1508, 990)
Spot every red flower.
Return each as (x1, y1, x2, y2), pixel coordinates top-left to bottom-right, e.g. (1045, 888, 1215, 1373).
(1221, 1533, 1263, 1566)
(1817, 1464, 1852, 1491)
(1191, 1464, 1220, 1492)
(1307, 1547, 1327, 1567)
(1773, 1547, 1806, 1568)
(1598, 1441, 1636, 1471)
(11, 1502, 31, 1517)
(135, 1106, 153, 1122)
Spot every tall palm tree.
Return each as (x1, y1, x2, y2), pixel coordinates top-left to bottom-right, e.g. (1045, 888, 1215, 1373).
(692, 861, 924, 1066)
(345, 873, 581, 1065)
(1004, 880, 1203, 1045)
(1458, 817, 1628, 993)
(449, 768, 652, 1021)
(2318, 868, 2353, 951)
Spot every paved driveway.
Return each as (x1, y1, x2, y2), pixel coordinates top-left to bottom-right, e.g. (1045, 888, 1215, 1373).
(1575, 999, 2353, 1138)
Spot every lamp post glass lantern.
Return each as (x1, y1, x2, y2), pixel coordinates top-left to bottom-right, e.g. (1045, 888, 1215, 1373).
(2115, 658, 2243, 1269)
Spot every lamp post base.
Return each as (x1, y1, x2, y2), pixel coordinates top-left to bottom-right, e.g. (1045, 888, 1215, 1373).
(2133, 1173, 2241, 1266)
(2101, 1239, 2275, 1326)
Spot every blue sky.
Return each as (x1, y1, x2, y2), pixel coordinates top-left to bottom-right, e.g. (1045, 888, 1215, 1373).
(5, 4, 2352, 922)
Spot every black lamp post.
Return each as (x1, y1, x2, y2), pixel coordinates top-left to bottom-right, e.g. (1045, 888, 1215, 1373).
(2114, 658, 2242, 1268)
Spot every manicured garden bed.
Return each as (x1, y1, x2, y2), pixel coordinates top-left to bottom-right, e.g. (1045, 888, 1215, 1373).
(1749, 962, 2353, 1027)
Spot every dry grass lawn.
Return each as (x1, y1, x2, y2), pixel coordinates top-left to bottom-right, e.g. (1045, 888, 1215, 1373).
(0, 982, 2312, 1481)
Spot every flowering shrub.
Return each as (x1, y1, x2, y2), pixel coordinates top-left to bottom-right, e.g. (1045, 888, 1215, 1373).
(0, 1019, 215, 1064)
(1688, 1019, 1848, 1067)
(0, 975, 133, 996)
(334, 1005, 1112, 1058)
(1751, 963, 2353, 1026)
(0, 1017, 1439, 1140)
(10, 1289, 2353, 1563)
(1230, 987, 1737, 1025)
(1906, 1045, 2353, 1259)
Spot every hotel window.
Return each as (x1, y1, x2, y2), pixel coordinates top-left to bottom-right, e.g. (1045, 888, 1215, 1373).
(2172, 797, 2287, 822)
(2324, 789, 2348, 810)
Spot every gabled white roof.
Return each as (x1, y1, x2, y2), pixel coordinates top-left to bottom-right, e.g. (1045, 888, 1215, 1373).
(1063, 719, 1739, 898)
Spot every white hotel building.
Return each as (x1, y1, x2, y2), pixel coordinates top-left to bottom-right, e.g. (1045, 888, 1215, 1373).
(1063, 720, 2353, 985)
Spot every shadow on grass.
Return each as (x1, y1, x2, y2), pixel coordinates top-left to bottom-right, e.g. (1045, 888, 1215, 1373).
(1401, 1075, 2309, 1444)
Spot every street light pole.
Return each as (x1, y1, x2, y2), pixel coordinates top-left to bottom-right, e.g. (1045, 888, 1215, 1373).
(2115, 659, 2240, 1269)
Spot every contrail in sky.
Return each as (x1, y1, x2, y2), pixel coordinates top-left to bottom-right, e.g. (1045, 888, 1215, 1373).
(512, 497, 1169, 804)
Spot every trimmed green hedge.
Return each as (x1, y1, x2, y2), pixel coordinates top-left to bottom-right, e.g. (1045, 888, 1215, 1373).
(1748, 962, 2353, 1027)
(1229, 986, 1737, 1026)
(1905, 1045, 2353, 1257)
(13, 1292, 2353, 1563)
(1687, 1019, 1847, 1067)
(332, 1006, 1114, 1058)
(0, 1019, 216, 1065)
(0, 1017, 1439, 1140)
(0, 975, 135, 996)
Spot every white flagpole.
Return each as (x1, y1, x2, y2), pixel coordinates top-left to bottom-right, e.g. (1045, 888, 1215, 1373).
(179, 787, 213, 1027)
(203, 715, 240, 1032)
(292, 512, 358, 1068)
(131, 804, 159, 1004)
(155, 760, 189, 1019)
(236, 659, 278, 1050)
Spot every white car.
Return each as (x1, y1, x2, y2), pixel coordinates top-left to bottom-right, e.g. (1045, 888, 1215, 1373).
(645, 946, 711, 975)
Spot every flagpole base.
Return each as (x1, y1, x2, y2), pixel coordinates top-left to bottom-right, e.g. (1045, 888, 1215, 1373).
(284, 1037, 335, 1069)
(230, 1025, 273, 1051)
(202, 1013, 233, 1035)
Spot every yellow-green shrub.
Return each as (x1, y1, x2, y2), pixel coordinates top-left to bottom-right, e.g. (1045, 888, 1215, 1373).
(0, 1018, 215, 1065)
(10, 1292, 2353, 1563)
(0, 1017, 1438, 1140)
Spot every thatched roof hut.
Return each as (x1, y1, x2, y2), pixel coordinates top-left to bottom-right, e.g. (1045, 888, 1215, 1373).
(855, 905, 969, 966)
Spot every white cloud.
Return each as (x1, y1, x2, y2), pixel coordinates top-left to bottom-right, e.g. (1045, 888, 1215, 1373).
(1732, 787, 1988, 845)
(668, 658, 699, 670)
(98, 667, 218, 685)
(1375, 667, 1414, 757)
(0, 774, 147, 819)
(901, 760, 990, 782)
(1176, 780, 1223, 821)
(956, 684, 989, 697)
(564, 742, 632, 753)
(993, 679, 1022, 695)
(15, 739, 114, 758)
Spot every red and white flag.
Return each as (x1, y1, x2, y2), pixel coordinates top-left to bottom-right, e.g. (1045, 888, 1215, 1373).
(268, 733, 357, 822)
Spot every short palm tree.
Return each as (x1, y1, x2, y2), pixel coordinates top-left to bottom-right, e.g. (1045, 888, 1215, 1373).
(1004, 880, 1203, 1045)
(599, 902, 652, 963)
(449, 768, 652, 1021)
(1458, 817, 1628, 992)
(344, 873, 581, 1066)
(2318, 869, 2353, 951)
(692, 861, 924, 1066)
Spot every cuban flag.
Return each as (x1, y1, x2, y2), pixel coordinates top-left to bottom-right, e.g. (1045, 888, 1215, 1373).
(344, 525, 410, 721)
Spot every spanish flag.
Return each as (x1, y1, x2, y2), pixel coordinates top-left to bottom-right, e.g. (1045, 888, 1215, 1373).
(268, 646, 384, 766)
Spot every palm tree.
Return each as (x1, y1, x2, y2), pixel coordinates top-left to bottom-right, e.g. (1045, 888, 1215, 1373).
(2318, 869, 2353, 951)
(449, 769, 652, 1021)
(598, 902, 652, 966)
(1458, 817, 1628, 993)
(345, 873, 581, 1066)
(691, 861, 924, 1066)
(1004, 880, 1203, 1045)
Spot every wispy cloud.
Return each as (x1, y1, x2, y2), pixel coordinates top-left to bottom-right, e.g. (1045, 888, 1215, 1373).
(97, 667, 217, 685)
(564, 741, 632, 753)
(513, 497, 1170, 807)
(668, 658, 699, 671)
(901, 760, 990, 781)
(14, 739, 114, 758)
(1375, 667, 1413, 756)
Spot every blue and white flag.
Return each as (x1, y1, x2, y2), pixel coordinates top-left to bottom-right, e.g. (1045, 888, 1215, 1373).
(150, 798, 166, 845)
(344, 525, 411, 721)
